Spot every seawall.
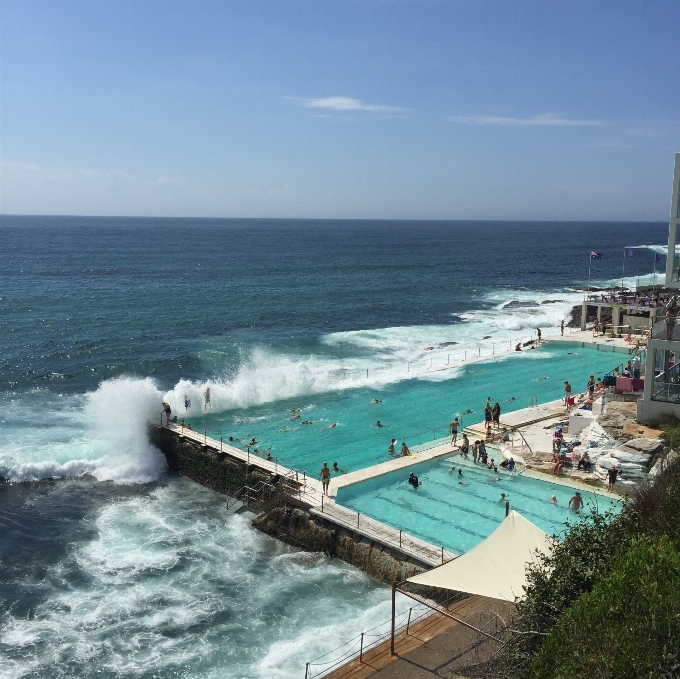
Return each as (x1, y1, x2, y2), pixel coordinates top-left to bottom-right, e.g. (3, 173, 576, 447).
(149, 424, 433, 584)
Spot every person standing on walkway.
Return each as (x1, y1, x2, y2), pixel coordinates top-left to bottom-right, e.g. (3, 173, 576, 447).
(484, 403, 492, 431)
(184, 393, 191, 411)
(492, 403, 501, 428)
(204, 387, 211, 411)
(319, 461, 330, 496)
(560, 319, 564, 336)
(607, 466, 619, 492)
(450, 417, 459, 445)
(536, 328, 542, 346)
(564, 381, 572, 406)
(632, 355, 641, 379)
(162, 402, 172, 425)
(666, 309, 676, 340)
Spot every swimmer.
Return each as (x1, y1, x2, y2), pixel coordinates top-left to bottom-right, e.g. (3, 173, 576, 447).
(279, 427, 293, 432)
(567, 351, 575, 355)
(375, 420, 384, 428)
(325, 422, 338, 430)
(292, 414, 300, 420)
(550, 495, 558, 506)
(332, 462, 347, 474)
(504, 397, 516, 403)
(301, 420, 314, 425)
(489, 476, 502, 483)
(370, 399, 383, 405)
(464, 409, 474, 414)
(458, 481, 469, 486)
(247, 437, 259, 447)
(400, 442, 411, 456)
(568, 492, 583, 511)
(449, 465, 455, 473)
(536, 375, 548, 381)
(498, 492, 507, 502)
(388, 438, 397, 454)
(458, 469, 463, 477)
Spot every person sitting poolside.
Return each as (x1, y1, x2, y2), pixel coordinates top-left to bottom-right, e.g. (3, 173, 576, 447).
(577, 451, 591, 471)
(401, 442, 411, 456)
(500, 459, 509, 469)
(553, 449, 567, 476)
(487, 458, 495, 469)
(485, 429, 494, 442)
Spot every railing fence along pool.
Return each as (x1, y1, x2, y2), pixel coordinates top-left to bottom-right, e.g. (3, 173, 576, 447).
(303, 604, 434, 679)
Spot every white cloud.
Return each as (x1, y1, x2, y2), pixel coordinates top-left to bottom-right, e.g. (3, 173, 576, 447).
(287, 96, 404, 113)
(448, 113, 603, 127)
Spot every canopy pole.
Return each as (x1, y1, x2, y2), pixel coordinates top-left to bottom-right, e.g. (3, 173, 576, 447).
(396, 588, 503, 643)
(391, 582, 396, 655)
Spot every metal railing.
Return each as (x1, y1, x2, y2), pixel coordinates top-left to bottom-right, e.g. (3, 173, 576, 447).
(304, 604, 434, 679)
(315, 499, 456, 567)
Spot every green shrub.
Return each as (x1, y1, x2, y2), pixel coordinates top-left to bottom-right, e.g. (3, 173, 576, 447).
(532, 537, 680, 679)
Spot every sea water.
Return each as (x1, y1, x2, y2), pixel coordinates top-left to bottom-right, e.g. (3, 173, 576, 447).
(0, 217, 665, 677)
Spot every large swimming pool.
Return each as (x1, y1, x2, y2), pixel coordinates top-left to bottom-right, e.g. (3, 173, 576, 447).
(192, 342, 630, 476)
(336, 455, 622, 554)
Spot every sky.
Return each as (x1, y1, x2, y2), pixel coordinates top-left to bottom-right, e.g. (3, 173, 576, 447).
(1, 0, 679, 220)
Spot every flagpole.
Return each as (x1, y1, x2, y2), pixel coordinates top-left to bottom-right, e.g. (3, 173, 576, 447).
(622, 249, 625, 292)
(653, 252, 657, 293)
(587, 252, 592, 298)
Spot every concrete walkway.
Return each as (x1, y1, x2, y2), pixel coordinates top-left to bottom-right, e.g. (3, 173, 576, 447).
(319, 596, 513, 679)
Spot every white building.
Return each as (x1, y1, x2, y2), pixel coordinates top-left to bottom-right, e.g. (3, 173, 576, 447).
(637, 152, 680, 423)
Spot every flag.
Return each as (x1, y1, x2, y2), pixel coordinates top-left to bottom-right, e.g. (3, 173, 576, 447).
(624, 249, 635, 258)
(655, 254, 662, 263)
(590, 251, 602, 260)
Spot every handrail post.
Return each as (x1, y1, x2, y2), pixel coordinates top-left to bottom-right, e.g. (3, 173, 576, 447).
(357, 512, 360, 528)
(399, 529, 402, 547)
(441, 546, 444, 564)
(305, 662, 309, 679)
(506, 501, 510, 517)
(406, 606, 412, 635)
(220, 437, 222, 452)
(321, 495, 324, 512)
(204, 430, 207, 445)
(390, 582, 396, 656)
(359, 633, 364, 662)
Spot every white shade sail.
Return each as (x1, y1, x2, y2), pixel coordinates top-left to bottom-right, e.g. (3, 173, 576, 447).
(406, 511, 552, 601)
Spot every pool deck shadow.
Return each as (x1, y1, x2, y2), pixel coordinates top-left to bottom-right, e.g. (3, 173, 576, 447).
(321, 595, 513, 679)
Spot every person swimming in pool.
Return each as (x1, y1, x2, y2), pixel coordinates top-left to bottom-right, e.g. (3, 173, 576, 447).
(375, 420, 384, 428)
(498, 492, 507, 502)
(408, 472, 419, 489)
(550, 495, 559, 506)
(370, 399, 382, 405)
(388, 438, 397, 454)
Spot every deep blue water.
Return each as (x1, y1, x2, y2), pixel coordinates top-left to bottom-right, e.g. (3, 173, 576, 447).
(0, 216, 666, 678)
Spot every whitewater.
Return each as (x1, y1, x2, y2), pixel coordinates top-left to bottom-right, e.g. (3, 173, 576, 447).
(0, 217, 667, 678)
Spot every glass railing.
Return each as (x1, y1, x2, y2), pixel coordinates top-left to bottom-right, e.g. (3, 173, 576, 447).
(652, 381, 680, 403)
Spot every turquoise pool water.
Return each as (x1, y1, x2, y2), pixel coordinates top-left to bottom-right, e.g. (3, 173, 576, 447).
(193, 342, 628, 476)
(336, 456, 622, 554)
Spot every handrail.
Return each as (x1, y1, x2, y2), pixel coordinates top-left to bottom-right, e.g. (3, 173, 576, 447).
(304, 604, 434, 678)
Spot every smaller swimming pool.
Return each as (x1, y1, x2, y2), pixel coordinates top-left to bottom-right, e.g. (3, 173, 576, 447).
(336, 456, 622, 554)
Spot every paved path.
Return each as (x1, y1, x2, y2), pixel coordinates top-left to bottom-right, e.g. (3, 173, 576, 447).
(319, 596, 513, 679)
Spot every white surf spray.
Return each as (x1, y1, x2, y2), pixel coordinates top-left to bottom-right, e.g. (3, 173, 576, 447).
(0, 377, 167, 484)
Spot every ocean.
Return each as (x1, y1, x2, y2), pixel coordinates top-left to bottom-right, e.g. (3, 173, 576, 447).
(0, 216, 667, 678)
